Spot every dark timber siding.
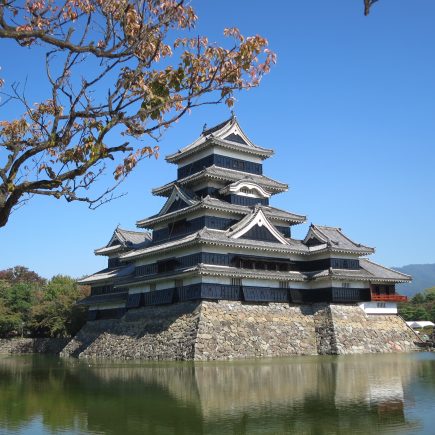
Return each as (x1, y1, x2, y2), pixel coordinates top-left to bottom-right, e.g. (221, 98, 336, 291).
(133, 253, 361, 278)
(177, 154, 262, 179)
(122, 284, 371, 308)
(152, 216, 237, 243)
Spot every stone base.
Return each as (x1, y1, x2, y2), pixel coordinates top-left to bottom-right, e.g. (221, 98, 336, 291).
(60, 301, 420, 360)
(0, 338, 70, 355)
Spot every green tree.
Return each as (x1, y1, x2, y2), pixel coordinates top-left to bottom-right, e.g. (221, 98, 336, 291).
(0, 299, 22, 337)
(0, 0, 275, 227)
(31, 275, 89, 338)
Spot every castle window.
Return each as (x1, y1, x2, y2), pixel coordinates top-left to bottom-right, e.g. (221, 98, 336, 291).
(279, 281, 288, 289)
(342, 282, 350, 288)
(149, 283, 156, 292)
(231, 278, 242, 286)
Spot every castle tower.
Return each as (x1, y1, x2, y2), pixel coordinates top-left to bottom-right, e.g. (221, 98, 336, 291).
(78, 116, 410, 321)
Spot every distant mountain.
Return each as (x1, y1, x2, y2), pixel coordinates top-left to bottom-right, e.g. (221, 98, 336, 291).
(393, 263, 435, 297)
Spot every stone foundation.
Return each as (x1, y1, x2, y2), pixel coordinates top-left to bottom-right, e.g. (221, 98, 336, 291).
(60, 301, 420, 360)
(0, 338, 69, 355)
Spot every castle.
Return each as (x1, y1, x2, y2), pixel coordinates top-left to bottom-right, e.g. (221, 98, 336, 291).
(67, 115, 417, 360)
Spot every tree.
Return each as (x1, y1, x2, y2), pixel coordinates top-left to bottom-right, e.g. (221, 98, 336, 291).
(0, 265, 46, 285)
(0, 0, 275, 227)
(31, 275, 89, 337)
(364, 0, 379, 16)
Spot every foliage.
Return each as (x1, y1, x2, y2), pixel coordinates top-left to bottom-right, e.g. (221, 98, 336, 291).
(0, 265, 46, 285)
(398, 287, 435, 323)
(0, 266, 89, 338)
(31, 275, 89, 338)
(0, 0, 276, 227)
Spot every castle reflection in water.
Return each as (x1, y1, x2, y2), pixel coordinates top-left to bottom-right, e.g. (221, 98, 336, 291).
(1, 353, 434, 434)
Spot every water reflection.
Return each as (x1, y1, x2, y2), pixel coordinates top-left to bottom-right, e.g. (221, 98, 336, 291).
(0, 353, 434, 434)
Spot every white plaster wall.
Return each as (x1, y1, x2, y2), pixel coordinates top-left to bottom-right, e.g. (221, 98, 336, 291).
(199, 276, 231, 285)
(358, 302, 398, 314)
(331, 280, 366, 288)
(129, 285, 149, 294)
(92, 302, 125, 310)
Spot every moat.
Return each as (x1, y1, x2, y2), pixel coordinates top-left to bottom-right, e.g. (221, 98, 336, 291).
(1, 352, 435, 434)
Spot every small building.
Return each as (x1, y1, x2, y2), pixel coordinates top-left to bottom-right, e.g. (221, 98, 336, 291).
(78, 115, 411, 320)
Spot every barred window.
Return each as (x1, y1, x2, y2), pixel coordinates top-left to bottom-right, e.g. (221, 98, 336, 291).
(231, 278, 242, 286)
(342, 282, 350, 288)
(279, 281, 288, 289)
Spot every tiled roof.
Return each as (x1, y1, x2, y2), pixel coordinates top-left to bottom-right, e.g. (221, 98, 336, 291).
(152, 165, 288, 197)
(137, 196, 305, 228)
(359, 258, 412, 282)
(77, 264, 135, 284)
(202, 116, 233, 136)
(121, 228, 310, 261)
(77, 292, 128, 306)
(95, 227, 152, 255)
(308, 259, 411, 283)
(165, 117, 273, 163)
(304, 224, 374, 255)
(197, 264, 305, 282)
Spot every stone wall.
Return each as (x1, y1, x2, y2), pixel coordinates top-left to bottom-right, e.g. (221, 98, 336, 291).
(60, 301, 201, 360)
(329, 304, 418, 354)
(60, 301, 421, 360)
(0, 338, 69, 355)
(195, 301, 317, 360)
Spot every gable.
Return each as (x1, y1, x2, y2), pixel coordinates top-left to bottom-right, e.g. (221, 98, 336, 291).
(158, 186, 196, 216)
(223, 132, 248, 145)
(166, 197, 191, 214)
(240, 224, 282, 243)
(228, 208, 289, 245)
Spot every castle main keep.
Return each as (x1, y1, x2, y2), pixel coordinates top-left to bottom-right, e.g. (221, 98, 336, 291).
(64, 116, 418, 360)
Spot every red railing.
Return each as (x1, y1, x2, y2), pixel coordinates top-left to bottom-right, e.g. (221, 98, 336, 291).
(371, 293, 408, 302)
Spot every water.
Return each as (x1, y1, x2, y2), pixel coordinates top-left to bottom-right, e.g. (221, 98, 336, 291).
(0, 353, 435, 434)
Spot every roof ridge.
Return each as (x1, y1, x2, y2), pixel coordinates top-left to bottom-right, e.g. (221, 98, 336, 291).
(202, 116, 234, 137)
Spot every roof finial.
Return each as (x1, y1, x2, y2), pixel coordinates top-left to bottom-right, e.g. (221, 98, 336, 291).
(202, 123, 207, 133)
(231, 110, 235, 119)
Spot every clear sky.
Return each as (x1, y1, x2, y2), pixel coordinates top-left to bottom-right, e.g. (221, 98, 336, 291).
(1, 0, 434, 278)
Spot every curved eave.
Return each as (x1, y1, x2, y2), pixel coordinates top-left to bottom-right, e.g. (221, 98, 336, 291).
(197, 265, 305, 282)
(165, 137, 274, 164)
(77, 293, 128, 306)
(307, 245, 375, 256)
(77, 276, 113, 285)
(152, 168, 288, 197)
(94, 245, 124, 256)
(114, 267, 199, 287)
(120, 232, 309, 262)
(312, 273, 411, 284)
(137, 201, 305, 229)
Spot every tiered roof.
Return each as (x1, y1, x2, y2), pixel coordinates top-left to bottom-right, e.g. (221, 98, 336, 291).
(308, 259, 411, 284)
(138, 193, 306, 228)
(79, 116, 411, 295)
(166, 115, 274, 163)
(152, 165, 288, 197)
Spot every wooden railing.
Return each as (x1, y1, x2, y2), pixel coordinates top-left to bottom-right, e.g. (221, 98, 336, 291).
(371, 293, 407, 302)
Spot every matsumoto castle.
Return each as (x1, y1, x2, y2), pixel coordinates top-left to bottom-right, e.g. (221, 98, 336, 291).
(79, 115, 410, 320)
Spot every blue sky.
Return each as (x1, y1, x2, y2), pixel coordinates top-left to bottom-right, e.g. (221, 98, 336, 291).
(1, 0, 434, 278)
